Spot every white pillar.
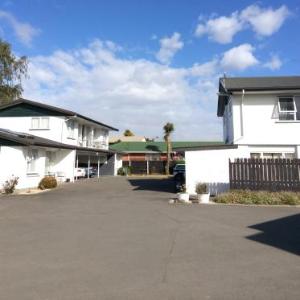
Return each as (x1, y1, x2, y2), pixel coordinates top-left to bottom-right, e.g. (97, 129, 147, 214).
(75, 154, 79, 181)
(97, 156, 100, 178)
(146, 160, 149, 175)
(296, 146, 300, 158)
(87, 155, 90, 178)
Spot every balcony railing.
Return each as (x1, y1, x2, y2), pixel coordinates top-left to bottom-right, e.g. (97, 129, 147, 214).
(78, 139, 108, 149)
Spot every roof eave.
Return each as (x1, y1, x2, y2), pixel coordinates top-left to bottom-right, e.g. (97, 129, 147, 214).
(0, 98, 119, 131)
(174, 144, 237, 152)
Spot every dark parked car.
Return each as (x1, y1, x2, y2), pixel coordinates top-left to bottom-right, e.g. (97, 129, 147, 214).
(85, 167, 98, 178)
(174, 172, 185, 193)
(173, 163, 185, 176)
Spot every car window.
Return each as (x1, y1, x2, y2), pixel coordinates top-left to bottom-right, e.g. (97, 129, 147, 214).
(175, 165, 185, 170)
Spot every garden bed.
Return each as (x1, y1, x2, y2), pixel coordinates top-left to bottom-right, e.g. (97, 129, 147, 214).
(213, 190, 300, 206)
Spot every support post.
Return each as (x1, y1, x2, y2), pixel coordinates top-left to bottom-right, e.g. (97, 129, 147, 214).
(75, 154, 78, 181)
(88, 155, 90, 178)
(146, 160, 149, 175)
(97, 156, 100, 178)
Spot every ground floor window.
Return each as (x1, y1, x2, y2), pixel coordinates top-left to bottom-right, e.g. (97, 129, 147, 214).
(250, 153, 261, 159)
(250, 152, 296, 159)
(27, 149, 39, 174)
(145, 153, 161, 161)
(45, 151, 56, 175)
(263, 153, 282, 159)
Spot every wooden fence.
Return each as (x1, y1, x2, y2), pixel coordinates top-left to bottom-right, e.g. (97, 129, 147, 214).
(229, 158, 300, 191)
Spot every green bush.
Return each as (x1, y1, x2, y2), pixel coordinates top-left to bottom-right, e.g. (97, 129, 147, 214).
(213, 190, 300, 206)
(38, 176, 57, 190)
(117, 166, 132, 176)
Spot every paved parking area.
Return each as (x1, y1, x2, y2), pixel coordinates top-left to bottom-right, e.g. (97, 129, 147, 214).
(0, 177, 299, 299)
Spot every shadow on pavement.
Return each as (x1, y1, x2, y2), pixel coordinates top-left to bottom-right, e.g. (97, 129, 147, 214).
(246, 213, 300, 256)
(128, 178, 175, 193)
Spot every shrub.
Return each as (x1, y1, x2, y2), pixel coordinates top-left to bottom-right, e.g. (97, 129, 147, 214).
(195, 182, 208, 194)
(117, 167, 126, 176)
(117, 166, 132, 176)
(213, 190, 300, 206)
(2, 176, 19, 194)
(38, 176, 57, 190)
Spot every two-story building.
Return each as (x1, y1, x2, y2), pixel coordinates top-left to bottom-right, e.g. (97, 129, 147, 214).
(0, 98, 120, 189)
(177, 76, 300, 195)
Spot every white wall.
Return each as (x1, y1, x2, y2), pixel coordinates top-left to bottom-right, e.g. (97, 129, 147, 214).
(51, 149, 76, 182)
(0, 116, 110, 149)
(0, 146, 44, 189)
(0, 146, 75, 190)
(229, 93, 300, 145)
(185, 147, 245, 195)
(185, 144, 298, 195)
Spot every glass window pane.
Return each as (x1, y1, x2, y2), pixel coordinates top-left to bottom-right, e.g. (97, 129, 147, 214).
(27, 149, 38, 173)
(41, 117, 49, 129)
(279, 98, 295, 111)
(285, 153, 295, 159)
(67, 120, 75, 138)
(250, 153, 261, 159)
(263, 153, 282, 159)
(31, 118, 39, 129)
(279, 112, 295, 120)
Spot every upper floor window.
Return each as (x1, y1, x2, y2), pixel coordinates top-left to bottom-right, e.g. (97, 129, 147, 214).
(31, 117, 49, 129)
(67, 120, 75, 139)
(278, 97, 299, 121)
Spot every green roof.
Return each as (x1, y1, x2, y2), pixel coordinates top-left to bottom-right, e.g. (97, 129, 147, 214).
(109, 141, 224, 153)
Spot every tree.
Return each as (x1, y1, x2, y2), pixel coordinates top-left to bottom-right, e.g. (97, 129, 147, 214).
(123, 129, 134, 136)
(163, 122, 174, 175)
(0, 39, 28, 105)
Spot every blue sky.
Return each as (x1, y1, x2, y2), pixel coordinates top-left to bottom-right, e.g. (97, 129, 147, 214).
(1, 0, 300, 140)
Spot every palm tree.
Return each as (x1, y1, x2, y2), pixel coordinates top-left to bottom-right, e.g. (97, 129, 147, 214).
(123, 129, 134, 136)
(163, 122, 174, 175)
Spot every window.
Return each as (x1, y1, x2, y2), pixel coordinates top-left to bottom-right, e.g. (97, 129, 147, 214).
(31, 117, 50, 129)
(250, 153, 261, 159)
(251, 152, 296, 159)
(263, 153, 282, 159)
(67, 120, 75, 139)
(278, 97, 298, 121)
(45, 151, 56, 175)
(27, 149, 39, 174)
(146, 153, 161, 161)
(284, 153, 296, 159)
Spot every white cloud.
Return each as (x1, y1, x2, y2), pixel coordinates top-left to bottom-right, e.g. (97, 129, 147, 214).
(156, 32, 184, 64)
(24, 40, 273, 139)
(188, 60, 218, 77)
(195, 4, 290, 43)
(240, 5, 289, 36)
(264, 54, 282, 70)
(221, 44, 259, 71)
(23, 39, 222, 141)
(195, 13, 243, 44)
(0, 10, 40, 46)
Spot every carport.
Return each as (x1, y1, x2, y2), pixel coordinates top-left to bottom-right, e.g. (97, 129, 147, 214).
(75, 148, 118, 178)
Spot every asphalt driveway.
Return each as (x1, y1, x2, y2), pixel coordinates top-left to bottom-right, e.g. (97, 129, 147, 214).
(0, 177, 299, 300)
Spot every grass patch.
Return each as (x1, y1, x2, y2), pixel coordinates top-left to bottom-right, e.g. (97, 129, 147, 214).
(213, 190, 300, 206)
